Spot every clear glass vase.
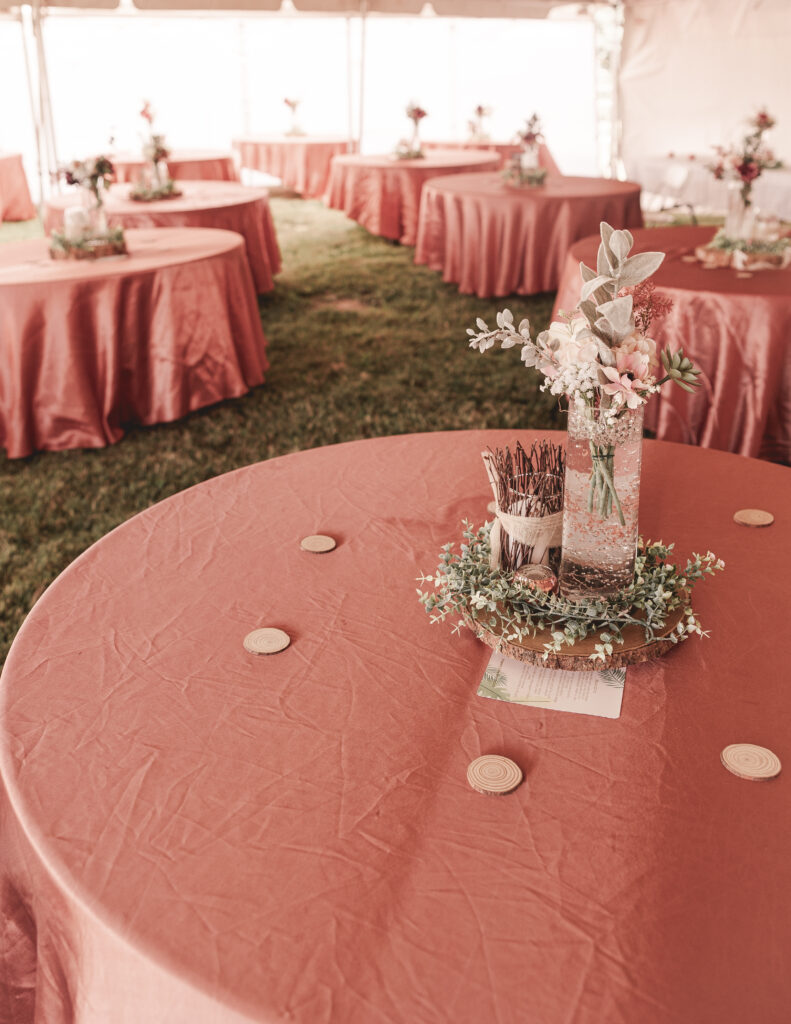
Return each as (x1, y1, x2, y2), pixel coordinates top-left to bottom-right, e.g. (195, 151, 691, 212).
(724, 180, 755, 239)
(81, 189, 107, 235)
(558, 403, 644, 602)
(520, 142, 539, 171)
(410, 125, 422, 154)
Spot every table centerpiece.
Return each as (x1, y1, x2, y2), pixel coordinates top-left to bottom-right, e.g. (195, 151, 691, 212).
(50, 156, 127, 260)
(129, 102, 182, 202)
(395, 103, 427, 160)
(503, 113, 547, 187)
(418, 222, 723, 668)
(467, 104, 492, 143)
(284, 97, 304, 137)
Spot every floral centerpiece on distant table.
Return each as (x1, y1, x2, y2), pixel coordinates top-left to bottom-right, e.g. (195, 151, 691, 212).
(700, 109, 789, 267)
(467, 223, 700, 601)
(284, 97, 304, 137)
(503, 113, 546, 187)
(395, 103, 427, 160)
(129, 102, 181, 202)
(417, 223, 722, 665)
(468, 104, 492, 142)
(50, 156, 127, 260)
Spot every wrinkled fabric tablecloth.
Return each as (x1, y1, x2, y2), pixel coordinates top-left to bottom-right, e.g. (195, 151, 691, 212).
(423, 140, 561, 174)
(234, 137, 353, 199)
(0, 228, 267, 458)
(111, 151, 239, 184)
(324, 150, 500, 245)
(43, 182, 281, 294)
(1, 430, 789, 1024)
(553, 225, 791, 458)
(415, 173, 643, 297)
(0, 153, 36, 222)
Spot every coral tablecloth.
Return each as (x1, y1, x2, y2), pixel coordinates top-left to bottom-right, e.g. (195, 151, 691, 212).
(43, 182, 281, 294)
(112, 150, 239, 184)
(0, 153, 36, 221)
(415, 173, 643, 297)
(423, 140, 560, 174)
(324, 150, 500, 245)
(233, 137, 353, 199)
(553, 226, 791, 458)
(0, 228, 267, 459)
(1, 429, 790, 1024)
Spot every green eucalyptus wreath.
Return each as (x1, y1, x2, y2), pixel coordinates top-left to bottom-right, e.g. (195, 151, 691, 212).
(417, 521, 724, 663)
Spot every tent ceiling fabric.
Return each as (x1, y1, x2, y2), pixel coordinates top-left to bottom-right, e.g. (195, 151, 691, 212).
(128, 0, 564, 14)
(0, 0, 119, 7)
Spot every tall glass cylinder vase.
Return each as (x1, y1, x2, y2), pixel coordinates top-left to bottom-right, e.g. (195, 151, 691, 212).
(81, 189, 107, 235)
(410, 124, 422, 154)
(558, 403, 644, 602)
(724, 180, 756, 240)
(520, 142, 539, 171)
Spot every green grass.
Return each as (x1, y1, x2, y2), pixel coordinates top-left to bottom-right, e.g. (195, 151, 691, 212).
(0, 199, 561, 664)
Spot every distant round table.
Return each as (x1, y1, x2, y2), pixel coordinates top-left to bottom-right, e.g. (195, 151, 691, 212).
(111, 150, 239, 184)
(424, 139, 560, 174)
(0, 152, 36, 221)
(0, 228, 267, 458)
(1, 430, 790, 1023)
(553, 225, 791, 458)
(324, 149, 500, 246)
(414, 172, 643, 296)
(43, 181, 281, 293)
(234, 136, 352, 199)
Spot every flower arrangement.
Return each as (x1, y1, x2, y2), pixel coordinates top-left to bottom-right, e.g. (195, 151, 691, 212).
(130, 101, 181, 201)
(503, 113, 547, 186)
(468, 104, 492, 141)
(284, 97, 304, 136)
(517, 113, 544, 149)
(51, 156, 127, 260)
(705, 108, 778, 207)
(466, 224, 700, 523)
(395, 102, 428, 160)
(417, 523, 723, 663)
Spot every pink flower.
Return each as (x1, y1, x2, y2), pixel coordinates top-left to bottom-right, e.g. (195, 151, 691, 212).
(141, 101, 154, 123)
(736, 159, 760, 183)
(601, 366, 646, 409)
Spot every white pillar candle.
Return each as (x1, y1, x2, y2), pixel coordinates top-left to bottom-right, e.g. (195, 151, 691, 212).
(63, 207, 91, 241)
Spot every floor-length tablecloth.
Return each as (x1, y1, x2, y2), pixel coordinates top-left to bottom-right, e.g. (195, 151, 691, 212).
(43, 182, 281, 294)
(112, 151, 239, 184)
(1, 429, 790, 1024)
(233, 137, 352, 199)
(415, 173, 643, 296)
(0, 228, 267, 458)
(423, 140, 560, 174)
(553, 225, 791, 458)
(324, 150, 500, 245)
(0, 153, 36, 222)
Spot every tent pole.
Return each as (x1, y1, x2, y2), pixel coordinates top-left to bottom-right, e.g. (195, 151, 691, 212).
(31, 0, 59, 194)
(345, 14, 354, 152)
(357, 0, 367, 152)
(19, 7, 46, 212)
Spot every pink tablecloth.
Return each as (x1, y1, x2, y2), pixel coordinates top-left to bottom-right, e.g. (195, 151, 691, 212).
(234, 136, 353, 199)
(43, 181, 281, 294)
(0, 228, 267, 458)
(424, 140, 561, 174)
(553, 226, 791, 458)
(112, 150, 239, 184)
(324, 149, 501, 245)
(0, 153, 36, 221)
(415, 173, 644, 297)
(2, 429, 790, 1023)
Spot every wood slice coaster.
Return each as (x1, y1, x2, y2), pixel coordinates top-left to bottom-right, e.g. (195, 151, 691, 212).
(301, 534, 337, 553)
(734, 508, 774, 527)
(467, 754, 523, 795)
(466, 604, 685, 671)
(721, 744, 781, 781)
(243, 628, 291, 655)
(680, 254, 699, 263)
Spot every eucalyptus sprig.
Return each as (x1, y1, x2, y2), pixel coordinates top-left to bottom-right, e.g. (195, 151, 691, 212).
(417, 521, 724, 663)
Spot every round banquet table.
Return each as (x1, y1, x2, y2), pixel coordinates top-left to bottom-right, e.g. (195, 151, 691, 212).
(414, 172, 644, 297)
(111, 150, 239, 184)
(553, 225, 791, 459)
(423, 139, 561, 174)
(43, 181, 281, 294)
(0, 152, 36, 222)
(1, 429, 789, 1024)
(324, 149, 500, 246)
(0, 228, 267, 459)
(233, 136, 353, 199)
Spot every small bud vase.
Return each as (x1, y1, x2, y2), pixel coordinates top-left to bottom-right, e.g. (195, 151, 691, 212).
(724, 180, 756, 240)
(558, 403, 644, 601)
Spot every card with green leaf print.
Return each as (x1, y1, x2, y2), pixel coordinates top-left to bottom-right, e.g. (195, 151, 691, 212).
(478, 652, 625, 719)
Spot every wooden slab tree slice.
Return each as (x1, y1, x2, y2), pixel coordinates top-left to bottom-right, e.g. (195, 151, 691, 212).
(466, 604, 686, 671)
(721, 744, 781, 781)
(467, 755, 523, 795)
